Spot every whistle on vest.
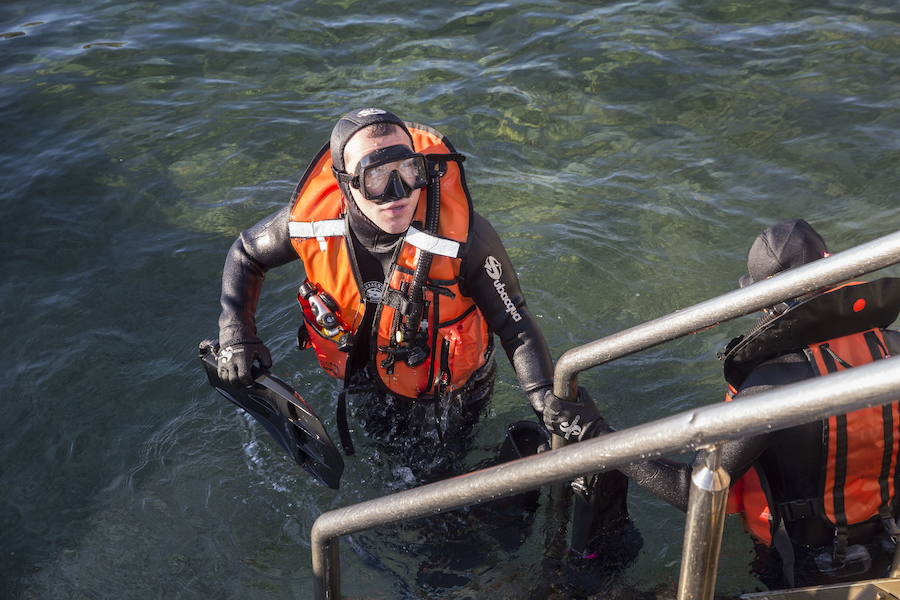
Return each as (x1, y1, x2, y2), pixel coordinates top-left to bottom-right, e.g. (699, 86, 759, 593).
(297, 281, 352, 353)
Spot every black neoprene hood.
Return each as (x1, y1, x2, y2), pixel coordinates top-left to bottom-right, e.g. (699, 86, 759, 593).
(329, 108, 412, 172)
(739, 219, 829, 288)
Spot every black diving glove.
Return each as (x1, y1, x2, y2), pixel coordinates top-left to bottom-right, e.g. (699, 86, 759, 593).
(531, 386, 609, 442)
(216, 338, 272, 386)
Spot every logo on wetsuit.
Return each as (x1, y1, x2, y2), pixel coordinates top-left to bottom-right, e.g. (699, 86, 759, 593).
(484, 256, 522, 323)
(362, 281, 384, 303)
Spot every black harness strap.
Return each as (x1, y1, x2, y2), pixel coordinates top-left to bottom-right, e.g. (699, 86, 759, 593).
(819, 344, 853, 565)
(773, 518, 796, 588)
(819, 345, 851, 565)
(865, 330, 890, 360)
(336, 390, 353, 455)
(878, 400, 895, 523)
(832, 413, 850, 565)
(821, 344, 854, 370)
(437, 303, 476, 328)
(335, 368, 356, 456)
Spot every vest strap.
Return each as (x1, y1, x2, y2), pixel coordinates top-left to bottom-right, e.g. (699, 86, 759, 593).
(833, 526, 849, 566)
(335, 389, 354, 456)
(335, 367, 357, 457)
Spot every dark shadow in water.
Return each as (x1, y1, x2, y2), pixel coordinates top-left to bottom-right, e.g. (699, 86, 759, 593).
(344, 374, 645, 598)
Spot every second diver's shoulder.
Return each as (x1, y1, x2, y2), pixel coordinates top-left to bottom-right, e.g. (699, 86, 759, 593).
(737, 351, 815, 397)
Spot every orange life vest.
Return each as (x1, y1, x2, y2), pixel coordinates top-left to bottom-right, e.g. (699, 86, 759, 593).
(721, 279, 900, 547)
(288, 123, 490, 400)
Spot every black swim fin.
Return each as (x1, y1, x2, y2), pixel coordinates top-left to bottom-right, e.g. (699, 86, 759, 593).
(569, 470, 631, 555)
(491, 423, 549, 507)
(198, 340, 344, 489)
(473, 420, 550, 553)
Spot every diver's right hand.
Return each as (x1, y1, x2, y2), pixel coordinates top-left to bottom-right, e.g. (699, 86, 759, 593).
(217, 339, 272, 386)
(532, 386, 612, 442)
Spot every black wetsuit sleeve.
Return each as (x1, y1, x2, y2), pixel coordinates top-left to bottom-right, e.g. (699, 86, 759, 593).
(461, 212, 554, 397)
(218, 205, 298, 344)
(617, 435, 766, 513)
(616, 457, 694, 512)
(617, 352, 814, 512)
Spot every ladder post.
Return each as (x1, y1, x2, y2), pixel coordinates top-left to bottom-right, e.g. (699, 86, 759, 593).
(677, 444, 731, 600)
(312, 530, 340, 599)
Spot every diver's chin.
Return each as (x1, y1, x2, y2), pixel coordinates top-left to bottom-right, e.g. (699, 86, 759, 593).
(376, 205, 414, 234)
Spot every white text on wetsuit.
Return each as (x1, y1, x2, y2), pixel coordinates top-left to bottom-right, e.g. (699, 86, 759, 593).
(484, 256, 523, 322)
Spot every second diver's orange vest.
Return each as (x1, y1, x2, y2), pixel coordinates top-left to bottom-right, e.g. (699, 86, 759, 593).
(287, 123, 490, 401)
(721, 279, 900, 546)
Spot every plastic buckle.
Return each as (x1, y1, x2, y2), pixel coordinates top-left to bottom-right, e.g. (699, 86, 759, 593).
(779, 499, 815, 522)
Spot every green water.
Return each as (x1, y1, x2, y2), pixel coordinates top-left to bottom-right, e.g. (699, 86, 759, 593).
(2, 0, 899, 598)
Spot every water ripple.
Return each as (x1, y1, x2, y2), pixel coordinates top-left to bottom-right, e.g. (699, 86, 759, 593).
(4, 0, 900, 597)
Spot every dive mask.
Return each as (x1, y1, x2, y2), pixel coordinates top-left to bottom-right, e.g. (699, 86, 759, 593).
(334, 145, 428, 204)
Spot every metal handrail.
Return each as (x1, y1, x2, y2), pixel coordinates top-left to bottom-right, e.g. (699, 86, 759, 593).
(313, 358, 900, 598)
(311, 230, 900, 599)
(553, 229, 900, 399)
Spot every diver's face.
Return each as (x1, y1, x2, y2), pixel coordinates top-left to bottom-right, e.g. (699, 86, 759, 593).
(343, 126, 421, 235)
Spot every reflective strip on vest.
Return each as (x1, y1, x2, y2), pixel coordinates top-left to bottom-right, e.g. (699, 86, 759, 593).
(404, 226, 460, 258)
(289, 220, 346, 239)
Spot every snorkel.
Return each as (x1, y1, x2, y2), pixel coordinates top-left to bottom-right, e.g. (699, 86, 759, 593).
(392, 157, 441, 366)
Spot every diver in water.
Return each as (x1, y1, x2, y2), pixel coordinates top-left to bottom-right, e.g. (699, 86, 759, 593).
(213, 108, 633, 562)
(572, 219, 900, 589)
(204, 108, 640, 587)
(218, 107, 552, 469)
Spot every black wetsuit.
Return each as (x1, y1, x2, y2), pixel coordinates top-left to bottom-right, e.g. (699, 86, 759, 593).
(218, 201, 554, 474)
(618, 328, 900, 588)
